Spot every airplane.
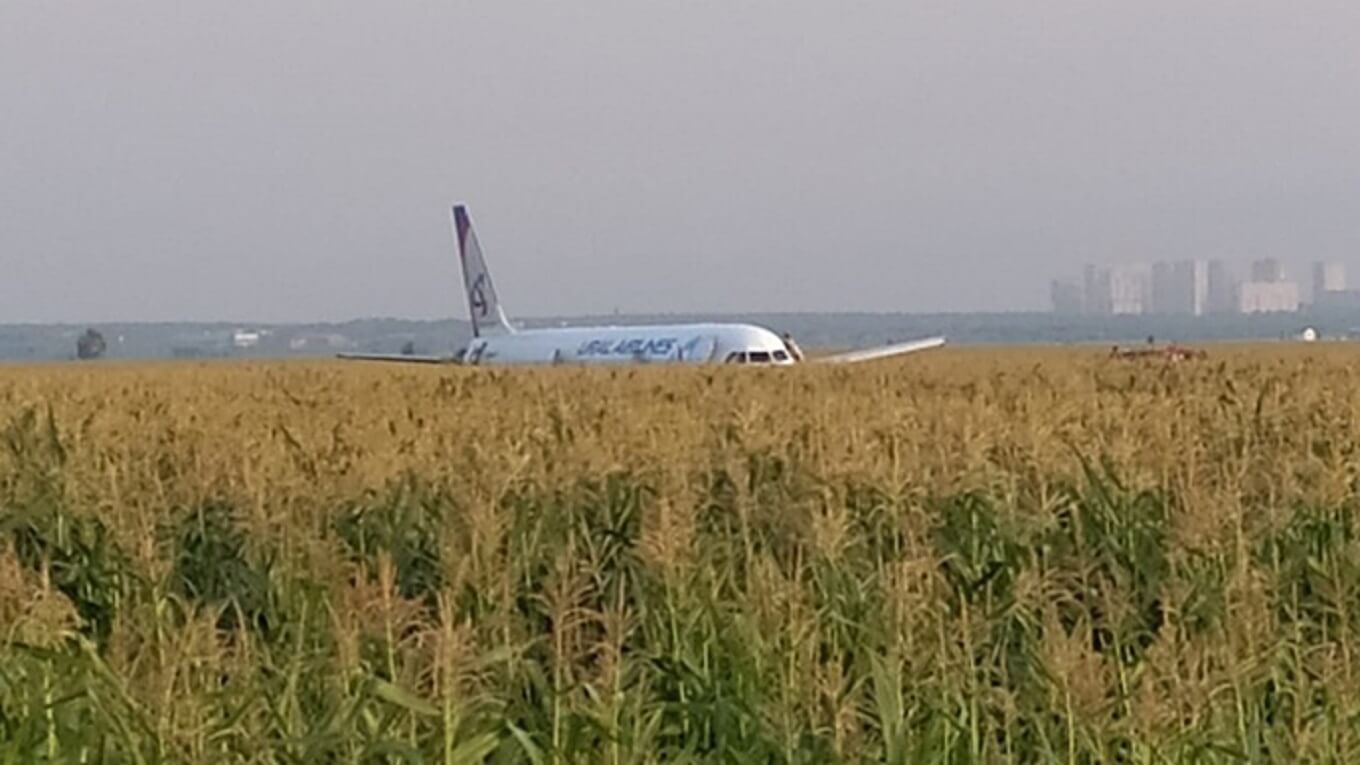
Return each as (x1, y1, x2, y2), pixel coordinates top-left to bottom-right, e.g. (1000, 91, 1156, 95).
(339, 205, 946, 367)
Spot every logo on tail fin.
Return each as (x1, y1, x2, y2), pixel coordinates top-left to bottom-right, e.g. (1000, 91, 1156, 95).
(470, 274, 489, 318)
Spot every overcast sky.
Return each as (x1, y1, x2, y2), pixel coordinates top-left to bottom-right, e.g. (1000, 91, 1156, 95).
(3, 1, 1358, 322)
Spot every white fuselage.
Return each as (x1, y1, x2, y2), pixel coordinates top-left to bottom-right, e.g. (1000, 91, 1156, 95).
(339, 205, 943, 368)
(461, 322, 797, 366)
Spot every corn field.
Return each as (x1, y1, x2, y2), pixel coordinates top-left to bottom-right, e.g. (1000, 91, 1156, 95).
(3, 346, 1360, 763)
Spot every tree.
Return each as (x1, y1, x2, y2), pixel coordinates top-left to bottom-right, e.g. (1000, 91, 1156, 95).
(401, 341, 417, 356)
(76, 328, 107, 360)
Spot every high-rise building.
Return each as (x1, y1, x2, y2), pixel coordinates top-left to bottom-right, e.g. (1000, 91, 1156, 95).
(1082, 265, 1111, 315)
(1251, 258, 1284, 283)
(1240, 258, 1299, 312)
(1050, 280, 1083, 314)
(1078, 264, 1151, 315)
(1184, 260, 1210, 316)
(1313, 261, 1346, 300)
(1151, 262, 1177, 315)
(1207, 260, 1237, 314)
(1239, 281, 1300, 313)
(1108, 264, 1151, 315)
(1151, 260, 1210, 315)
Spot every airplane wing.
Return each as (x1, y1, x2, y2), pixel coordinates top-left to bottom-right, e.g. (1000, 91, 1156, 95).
(336, 352, 461, 365)
(813, 336, 946, 364)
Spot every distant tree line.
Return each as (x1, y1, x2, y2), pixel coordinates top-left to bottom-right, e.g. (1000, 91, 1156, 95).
(77, 328, 107, 360)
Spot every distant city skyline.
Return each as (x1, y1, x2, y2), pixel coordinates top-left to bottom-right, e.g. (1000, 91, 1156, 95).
(1052, 257, 1360, 317)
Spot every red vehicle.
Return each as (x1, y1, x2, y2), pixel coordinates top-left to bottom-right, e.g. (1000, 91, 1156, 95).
(1108, 342, 1206, 362)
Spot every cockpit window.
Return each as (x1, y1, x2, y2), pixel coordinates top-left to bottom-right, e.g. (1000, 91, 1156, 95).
(773, 350, 789, 362)
(725, 352, 745, 363)
(748, 351, 771, 363)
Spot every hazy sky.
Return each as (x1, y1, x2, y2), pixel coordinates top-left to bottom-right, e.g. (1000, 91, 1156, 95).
(3, 1, 1358, 322)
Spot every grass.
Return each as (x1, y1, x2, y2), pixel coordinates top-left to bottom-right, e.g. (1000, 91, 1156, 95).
(2, 345, 1360, 762)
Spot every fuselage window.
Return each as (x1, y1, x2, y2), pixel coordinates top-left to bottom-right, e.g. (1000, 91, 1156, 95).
(748, 351, 771, 364)
(773, 350, 789, 362)
(725, 352, 746, 364)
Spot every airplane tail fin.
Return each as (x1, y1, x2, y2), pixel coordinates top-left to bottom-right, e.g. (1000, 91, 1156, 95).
(452, 205, 514, 337)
